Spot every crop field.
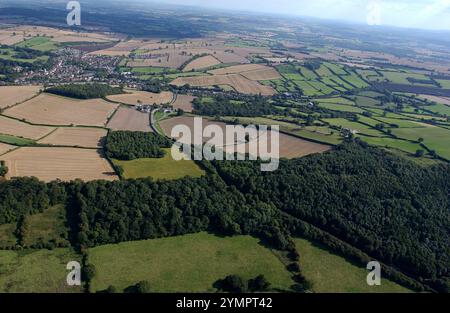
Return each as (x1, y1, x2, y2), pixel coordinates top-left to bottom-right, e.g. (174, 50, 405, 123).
(2, 147, 118, 182)
(171, 74, 276, 95)
(38, 127, 108, 148)
(0, 248, 82, 293)
(0, 86, 42, 109)
(106, 91, 173, 105)
(294, 238, 411, 293)
(0, 115, 54, 140)
(113, 148, 205, 180)
(0, 143, 14, 155)
(183, 55, 222, 72)
(3, 94, 118, 127)
(209, 64, 273, 75)
(88, 233, 294, 293)
(172, 95, 195, 112)
(107, 106, 153, 132)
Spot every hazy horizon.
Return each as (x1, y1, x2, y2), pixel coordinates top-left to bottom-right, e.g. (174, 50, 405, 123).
(142, 0, 450, 31)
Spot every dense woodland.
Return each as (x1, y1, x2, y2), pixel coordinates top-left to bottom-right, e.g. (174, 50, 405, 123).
(0, 143, 449, 292)
(105, 131, 173, 160)
(193, 95, 276, 117)
(45, 83, 123, 99)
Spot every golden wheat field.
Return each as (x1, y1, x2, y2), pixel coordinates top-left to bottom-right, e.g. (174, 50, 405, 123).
(2, 147, 118, 182)
(107, 91, 173, 105)
(0, 86, 42, 109)
(38, 127, 108, 148)
(172, 95, 195, 112)
(170, 74, 276, 95)
(107, 106, 153, 132)
(183, 55, 222, 72)
(3, 94, 118, 127)
(0, 116, 55, 140)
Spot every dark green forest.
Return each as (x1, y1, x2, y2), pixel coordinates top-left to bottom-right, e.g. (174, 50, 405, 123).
(0, 142, 449, 292)
(105, 131, 173, 160)
(45, 83, 123, 99)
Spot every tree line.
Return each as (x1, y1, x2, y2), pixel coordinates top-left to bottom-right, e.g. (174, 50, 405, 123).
(45, 83, 123, 99)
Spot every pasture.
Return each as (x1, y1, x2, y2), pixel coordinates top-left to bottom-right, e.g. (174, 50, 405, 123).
(38, 127, 108, 148)
(3, 94, 118, 127)
(0, 248, 82, 293)
(294, 238, 411, 293)
(112, 148, 205, 180)
(88, 233, 294, 293)
(2, 147, 118, 182)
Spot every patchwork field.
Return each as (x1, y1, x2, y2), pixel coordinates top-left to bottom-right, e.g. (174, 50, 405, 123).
(294, 238, 411, 293)
(38, 127, 108, 148)
(106, 91, 173, 105)
(89, 233, 294, 293)
(183, 55, 221, 72)
(209, 64, 281, 81)
(0, 248, 82, 293)
(107, 106, 153, 132)
(171, 74, 276, 95)
(0, 86, 42, 109)
(2, 147, 118, 182)
(0, 115, 54, 140)
(160, 116, 331, 159)
(171, 95, 195, 112)
(3, 94, 118, 127)
(113, 148, 205, 180)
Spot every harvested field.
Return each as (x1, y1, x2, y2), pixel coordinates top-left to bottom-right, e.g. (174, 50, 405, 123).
(0, 86, 42, 109)
(0, 143, 14, 155)
(160, 116, 331, 158)
(2, 147, 117, 182)
(241, 68, 282, 81)
(107, 91, 173, 105)
(419, 95, 450, 106)
(38, 127, 108, 148)
(88, 40, 144, 56)
(3, 94, 118, 127)
(209, 64, 271, 75)
(171, 74, 276, 95)
(183, 55, 221, 72)
(107, 106, 153, 132)
(0, 35, 25, 45)
(172, 95, 195, 112)
(0, 116, 54, 140)
(127, 51, 192, 68)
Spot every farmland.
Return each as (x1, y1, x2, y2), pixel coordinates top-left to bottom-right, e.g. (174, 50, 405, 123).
(0, 115, 54, 140)
(112, 148, 205, 180)
(1, 147, 117, 182)
(0, 248, 82, 293)
(183, 55, 222, 72)
(107, 106, 153, 132)
(3, 94, 118, 127)
(294, 238, 411, 293)
(89, 233, 294, 293)
(0, 86, 42, 109)
(106, 91, 173, 106)
(172, 95, 195, 112)
(37, 127, 108, 148)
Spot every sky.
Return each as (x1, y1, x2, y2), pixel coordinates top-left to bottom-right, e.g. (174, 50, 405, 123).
(146, 0, 450, 30)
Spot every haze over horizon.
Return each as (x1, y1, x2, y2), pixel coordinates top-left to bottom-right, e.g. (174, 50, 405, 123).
(144, 0, 450, 31)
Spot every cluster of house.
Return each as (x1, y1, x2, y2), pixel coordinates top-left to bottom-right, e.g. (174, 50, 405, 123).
(136, 103, 175, 114)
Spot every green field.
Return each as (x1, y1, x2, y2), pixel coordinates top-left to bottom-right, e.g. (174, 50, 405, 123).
(0, 248, 82, 293)
(357, 136, 423, 155)
(0, 223, 16, 247)
(15, 37, 59, 52)
(323, 118, 384, 137)
(89, 232, 294, 293)
(294, 238, 411, 293)
(0, 47, 49, 63)
(0, 134, 35, 146)
(318, 103, 365, 113)
(24, 205, 69, 247)
(112, 148, 205, 180)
